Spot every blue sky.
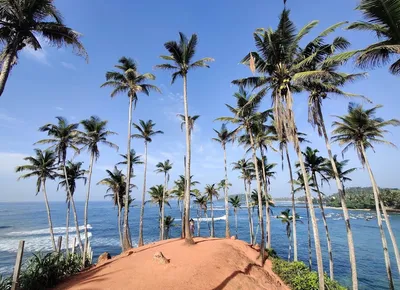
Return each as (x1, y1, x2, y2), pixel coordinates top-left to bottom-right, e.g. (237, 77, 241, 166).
(0, 0, 399, 202)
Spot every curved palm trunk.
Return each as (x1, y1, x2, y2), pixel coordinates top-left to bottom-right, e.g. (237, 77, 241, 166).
(183, 75, 194, 244)
(223, 144, 231, 238)
(234, 209, 238, 237)
(138, 141, 148, 247)
(42, 179, 56, 251)
(318, 105, 358, 289)
(380, 199, 400, 275)
(161, 173, 168, 240)
(197, 208, 201, 237)
(66, 200, 70, 255)
(248, 128, 265, 266)
(116, 197, 123, 251)
(294, 137, 324, 290)
(179, 199, 184, 238)
(158, 204, 162, 240)
(305, 194, 312, 271)
(83, 152, 94, 264)
(260, 148, 271, 249)
(205, 210, 211, 236)
(313, 173, 334, 280)
(210, 195, 215, 237)
(122, 96, 134, 251)
(361, 144, 394, 290)
(244, 181, 254, 244)
(0, 45, 17, 97)
(288, 227, 292, 261)
(285, 146, 297, 261)
(70, 197, 83, 252)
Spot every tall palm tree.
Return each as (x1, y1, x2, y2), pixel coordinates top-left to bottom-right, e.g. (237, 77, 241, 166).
(204, 184, 219, 237)
(212, 124, 235, 238)
(98, 167, 127, 250)
(229, 196, 241, 238)
(0, 0, 87, 96)
(299, 147, 334, 279)
(57, 161, 86, 253)
(35, 117, 80, 254)
(147, 185, 170, 239)
(332, 103, 400, 289)
(194, 195, 209, 236)
(155, 160, 173, 240)
(277, 209, 301, 261)
(217, 87, 268, 265)
(79, 116, 118, 261)
(116, 149, 143, 176)
(132, 119, 163, 246)
(231, 10, 345, 285)
(101, 57, 160, 250)
(232, 158, 255, 244)
(156, 33, 213, 244)
(346, 0, 400, 75)
(16, 149, 57, 250)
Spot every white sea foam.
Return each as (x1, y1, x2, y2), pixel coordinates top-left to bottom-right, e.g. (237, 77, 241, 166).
(6, 225, 92, 236)
(196, 215, 227, 222)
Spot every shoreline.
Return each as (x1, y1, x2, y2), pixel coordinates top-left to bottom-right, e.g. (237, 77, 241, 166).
(324, 206, 400, 214)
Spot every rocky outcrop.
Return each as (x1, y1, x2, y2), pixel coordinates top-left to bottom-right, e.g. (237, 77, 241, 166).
(97, 252, 111, 265)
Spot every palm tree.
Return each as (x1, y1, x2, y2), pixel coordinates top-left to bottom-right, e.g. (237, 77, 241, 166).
(132, 119, 163, 246)
(299, 147, 334, 280)
(98, 167, 127, 250)
(323, 155, 357, 196)
(155, 160, 173, 240)
(16, 149, 57, 250)
(147, 185, 170, 239)
(164, 216, 175, 239)
(232, 158, 255, 244)
(232, 10, 340, 285)
(57, 161, 86, 253)
(217, 87, 268, 265)
(229, 196, 241, 238)
(116, 149, 143, 176)
(204, 184, 219, 237)
(35, 117, 80, 254)
(156, 33, 213, 244)
(332, 103, 400, 289)
(79, 116, 118, 261)
(212, 124, 235, 238)
(101, 57, 160, 250)
(346, 0, 400, 75)
(194, 195, 209, 236)
(0, 0, 87, 96)
(277, 209, 301, 261)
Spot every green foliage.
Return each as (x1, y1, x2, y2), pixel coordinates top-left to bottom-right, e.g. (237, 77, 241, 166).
(16, 252, 83, 290)
(272, 258, 346, 290)
(0, 275, 12, 290)
(265, 248, 278, 259)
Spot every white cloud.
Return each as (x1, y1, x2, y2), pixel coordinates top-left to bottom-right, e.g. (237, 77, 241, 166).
(23, 47, 50, 66)
(61, 62, 76, 70)
(55, 107, 64, 111)
(0, 113, 16, 122)
(0, 152, 27, 174)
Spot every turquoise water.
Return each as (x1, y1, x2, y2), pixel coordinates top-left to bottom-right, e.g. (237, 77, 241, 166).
(0, 201, 399, 289)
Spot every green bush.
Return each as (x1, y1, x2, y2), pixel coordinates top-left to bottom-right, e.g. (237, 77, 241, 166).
(272, 258, 346, 290)
(0, 275, 12, 290)
(265, 248, 278, 259)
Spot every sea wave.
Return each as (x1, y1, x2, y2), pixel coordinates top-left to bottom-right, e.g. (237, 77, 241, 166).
(196, 215, 227, 222)
(6, 225, 92, 236)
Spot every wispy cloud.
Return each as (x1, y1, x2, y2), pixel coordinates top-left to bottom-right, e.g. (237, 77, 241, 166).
(0, 113, 17, 122)
(61, 62, 76, 70)
(23, 47, 50, 66)
(55, 107, 64, 111)
(0, 152, 27, 174)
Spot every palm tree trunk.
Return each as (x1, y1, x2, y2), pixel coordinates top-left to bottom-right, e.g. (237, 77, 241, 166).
(318, 104, 358, 289)
(248, 127, 265, 266)
(244, 181, 254, 244)
(183, 75, 194, 244)
(161, 173, 167, 240)
(138, 141, 148, 247)
(285, 146, 298, 262)
(380, 199, 400, 275)
(205, 210, 211, 236)
(179, 199, 184, 238)
(211, 195, 214, 237)
(235, 209, 238, 237)
(288, 230, 292, 261)
(223, 144, 230, 238)
(294, 137, 324, 290)
(260, 148, 271, 249)
(305, 194, 312, 271)
(0, 45, 17, 97)
(70, 197, 83, 253)
(83, 152, 94, 264)
(159, 205, 162, 240)
(197, 208, 201, 237)
(42, 178, 56, 251)
(66, 200, 70, 255)
(313, 173, 334, 280)
(122, 96, 134, 251)
(116, 196, 123, 251)
(361, 144, 394, 290)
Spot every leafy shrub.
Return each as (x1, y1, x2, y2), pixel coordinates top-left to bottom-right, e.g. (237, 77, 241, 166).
(265, 248, 278, 259)
(0, 275, 12, 290)
(272, 258, 346, 290)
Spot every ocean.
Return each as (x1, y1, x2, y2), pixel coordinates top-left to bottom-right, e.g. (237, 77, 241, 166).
(0, 201, 399, 289)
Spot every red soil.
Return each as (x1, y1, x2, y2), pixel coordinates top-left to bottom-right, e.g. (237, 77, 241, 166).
(56, 238, 289, 290)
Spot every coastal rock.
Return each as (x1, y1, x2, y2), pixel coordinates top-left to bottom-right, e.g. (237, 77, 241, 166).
(254, 244, 260, 250)
(97, 252, 111, 265)
(153, 251, 170, 264)
(230, 236, 237, 240)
